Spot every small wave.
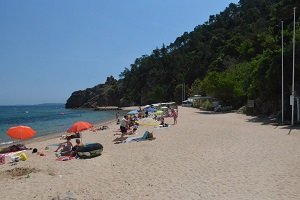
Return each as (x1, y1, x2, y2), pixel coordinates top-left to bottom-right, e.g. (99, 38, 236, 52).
(0, 141, 13, 145)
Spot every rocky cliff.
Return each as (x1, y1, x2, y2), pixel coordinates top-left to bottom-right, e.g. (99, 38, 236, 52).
(65, 76, 123, 108)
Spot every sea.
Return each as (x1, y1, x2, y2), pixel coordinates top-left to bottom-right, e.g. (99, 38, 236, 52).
(0, 103, 123, 145)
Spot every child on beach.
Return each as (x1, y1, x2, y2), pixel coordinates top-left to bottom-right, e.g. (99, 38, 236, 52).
(171, 109, 178, 125)
(71, 139, 84, 157)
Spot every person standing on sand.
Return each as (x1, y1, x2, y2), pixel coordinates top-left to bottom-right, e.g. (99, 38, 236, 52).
(120, 115, 129, 138)
(171, 109, 178, 125)
(116, 112, 120, 124)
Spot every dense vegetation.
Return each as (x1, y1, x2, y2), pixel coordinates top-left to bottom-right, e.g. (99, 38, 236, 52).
(67, 0, 300, 117)
(117, 0, 300, 115)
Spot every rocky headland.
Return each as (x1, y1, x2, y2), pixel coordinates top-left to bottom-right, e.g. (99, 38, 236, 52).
(65, 76, 123, 109)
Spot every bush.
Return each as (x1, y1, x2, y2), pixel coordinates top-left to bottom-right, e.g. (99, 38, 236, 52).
(203, 100, 213, 111)
(192, 99, 201, 108)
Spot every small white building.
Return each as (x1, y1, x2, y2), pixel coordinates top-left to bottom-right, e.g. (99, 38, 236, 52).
(187, 95, 212, 104)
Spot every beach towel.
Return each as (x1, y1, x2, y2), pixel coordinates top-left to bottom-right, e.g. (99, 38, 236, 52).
(56, 156, 73, 161)
(0, 150, 26, 163)
(0, 150, 26, 158)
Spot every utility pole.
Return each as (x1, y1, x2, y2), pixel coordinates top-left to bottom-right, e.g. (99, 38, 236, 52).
(282, 21, 284, 123)
(184, 83, 186, 101)
(292, 7, 296, 126)
(182, 83, 183, 105)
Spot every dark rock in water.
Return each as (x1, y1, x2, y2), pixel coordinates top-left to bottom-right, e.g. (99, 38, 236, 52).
(65, 76, 124, 109)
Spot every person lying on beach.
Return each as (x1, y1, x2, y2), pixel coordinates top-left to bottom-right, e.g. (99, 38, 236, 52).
(71, 139, 84, 157)
(60, 133, 80, 140)
(0, 144, 32, 154)
(54, 138, 73, 156)
(91, 125, 109, 132)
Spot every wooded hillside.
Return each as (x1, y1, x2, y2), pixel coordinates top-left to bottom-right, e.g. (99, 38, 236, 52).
(67, 0, 300, 117)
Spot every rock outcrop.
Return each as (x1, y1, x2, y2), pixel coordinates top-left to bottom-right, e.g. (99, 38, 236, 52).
(65, 76, 123, 108)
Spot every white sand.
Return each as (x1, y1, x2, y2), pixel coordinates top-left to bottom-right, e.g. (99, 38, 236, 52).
(1, 106, 300, 200)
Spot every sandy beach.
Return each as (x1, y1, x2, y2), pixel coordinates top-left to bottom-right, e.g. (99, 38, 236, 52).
(1, 106, 300, 200)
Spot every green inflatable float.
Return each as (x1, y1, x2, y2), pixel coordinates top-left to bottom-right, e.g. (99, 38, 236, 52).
(77, 143, 103, 159)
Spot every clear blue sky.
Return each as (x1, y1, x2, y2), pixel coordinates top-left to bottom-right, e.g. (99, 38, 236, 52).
(0, 0, 239, 105)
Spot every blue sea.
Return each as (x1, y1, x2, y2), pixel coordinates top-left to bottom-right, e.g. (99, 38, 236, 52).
(0, 104, 122, 145)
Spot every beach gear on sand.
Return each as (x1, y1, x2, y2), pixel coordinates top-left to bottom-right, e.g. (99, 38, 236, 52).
(0, 144, 29, 154)
(67, 121, 93, 143)
(67, 121, 93, 133)
(56, 156, 73, 161)
(77, 143, 103, 159)
(17, 152, 28, 161)
(7, 126, 36, 140)
(0, 150, 27, 164)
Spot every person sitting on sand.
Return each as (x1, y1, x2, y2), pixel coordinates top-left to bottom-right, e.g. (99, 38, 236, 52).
(55, 137, 73, 156)
(71, 139, 84, 157)
(69, 132, 80, 139)
(160, 117, 168, 127)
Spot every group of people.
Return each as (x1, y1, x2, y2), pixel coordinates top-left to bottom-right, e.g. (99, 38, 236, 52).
(55, 137, 84, 157)
(117, 107, 178, 138)
(119, 115, 139, 138)
(54, 106, 178, 154)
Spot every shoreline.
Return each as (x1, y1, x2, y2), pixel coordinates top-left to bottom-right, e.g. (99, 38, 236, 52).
(1, 106, 136, 148)
(0, 118, 117, 148)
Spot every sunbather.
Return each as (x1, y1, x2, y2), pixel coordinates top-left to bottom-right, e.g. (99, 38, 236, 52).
(0, 144, 31, 154)
(55, 138, 73, 156)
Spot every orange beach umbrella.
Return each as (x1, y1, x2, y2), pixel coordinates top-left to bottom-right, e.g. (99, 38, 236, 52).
(7, 126, 36, 140)
(67, 121, 93, 133)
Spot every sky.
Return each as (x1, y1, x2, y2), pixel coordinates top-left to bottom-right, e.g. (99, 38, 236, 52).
(0, 0, 239, 105)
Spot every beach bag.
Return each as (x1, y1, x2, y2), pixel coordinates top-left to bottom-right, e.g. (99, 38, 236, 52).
(17, 152, 28, 161)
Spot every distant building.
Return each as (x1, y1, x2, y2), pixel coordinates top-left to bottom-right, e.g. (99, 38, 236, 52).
(187, 95, 212, 104)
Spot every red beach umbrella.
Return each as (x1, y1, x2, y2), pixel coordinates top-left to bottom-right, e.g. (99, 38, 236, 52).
(67, 121, 93, 133)
(7, 126, 36, 140)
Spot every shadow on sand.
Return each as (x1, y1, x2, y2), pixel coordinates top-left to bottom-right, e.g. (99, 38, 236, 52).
(195, 109, 300, 135)
(246, 115, 300, 135)
(195, 110, 234, 115)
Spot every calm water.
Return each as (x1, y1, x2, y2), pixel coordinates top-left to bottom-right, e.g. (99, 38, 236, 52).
(0, 104, 121, 145)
